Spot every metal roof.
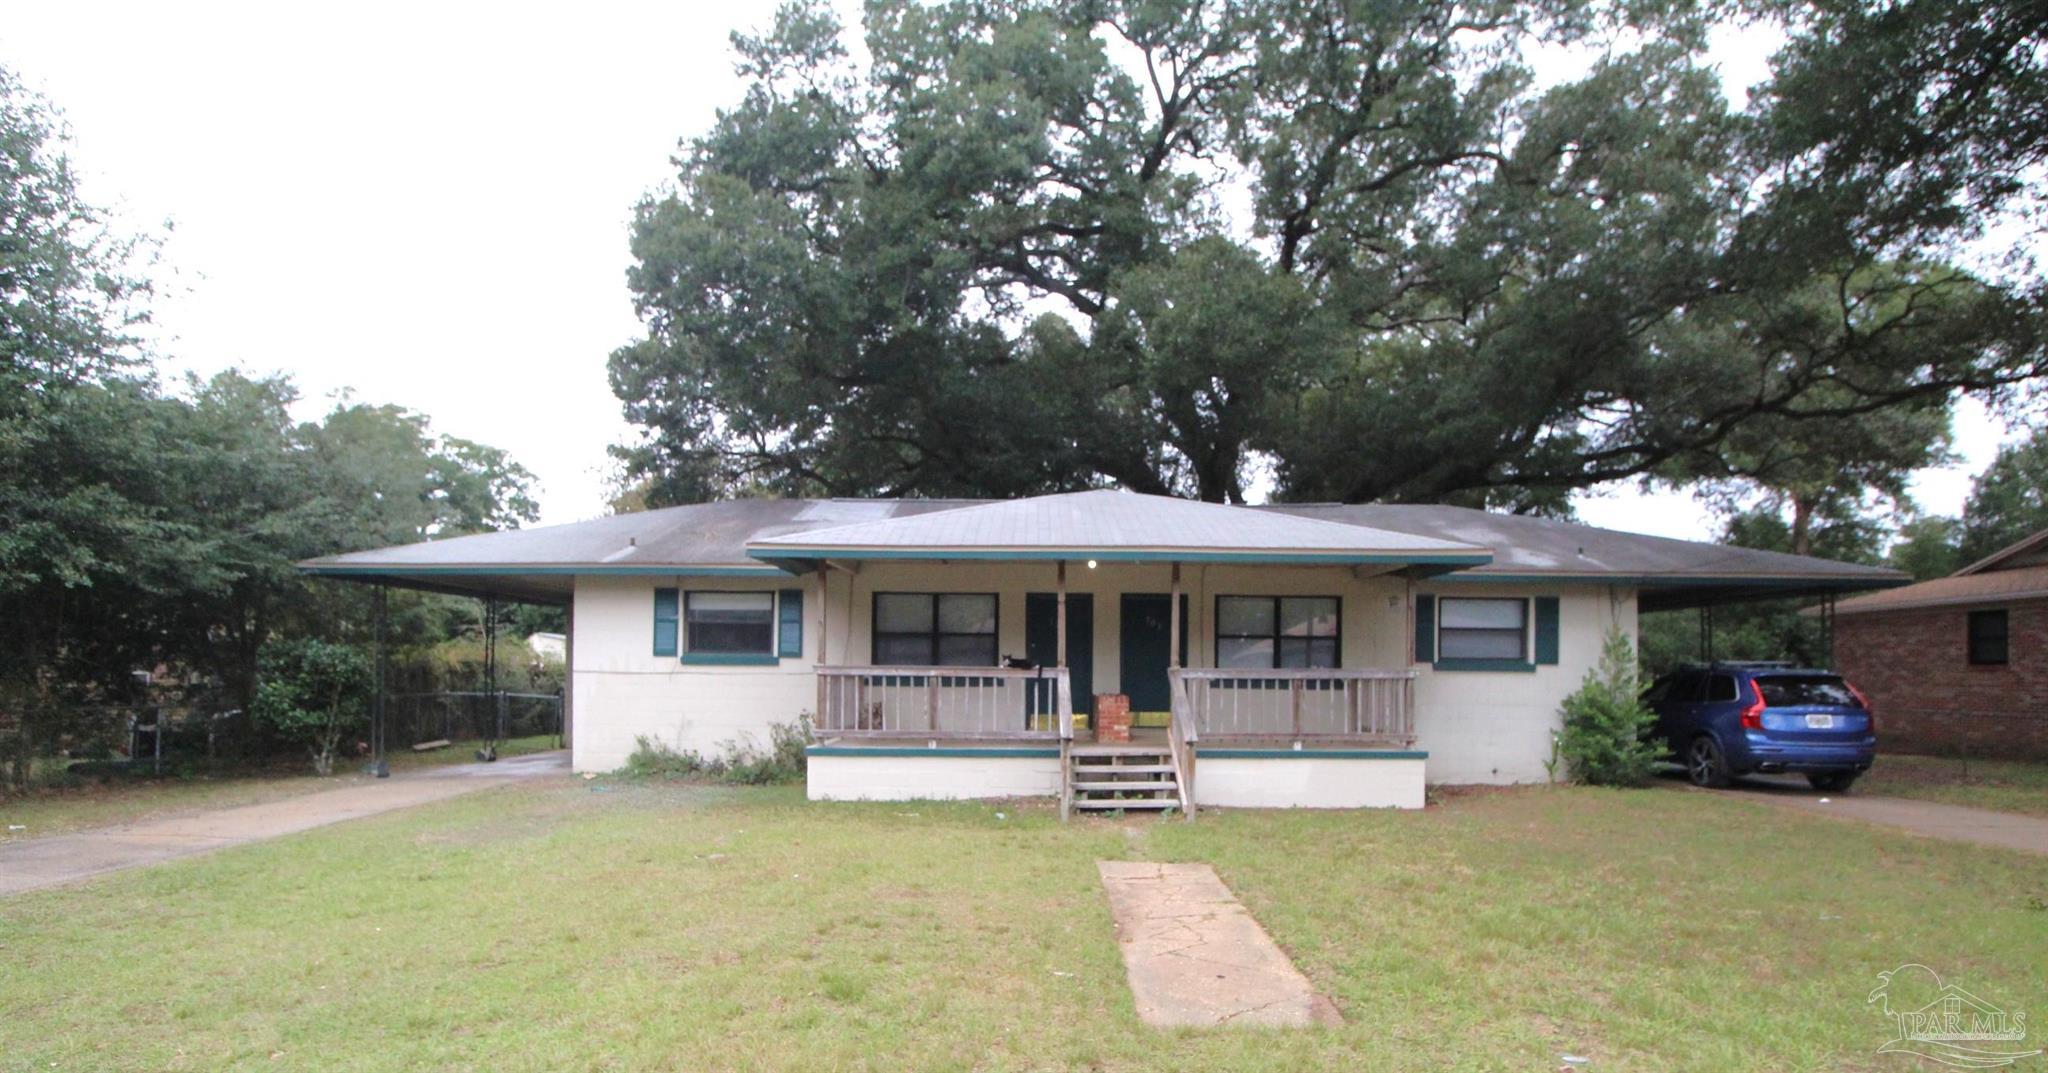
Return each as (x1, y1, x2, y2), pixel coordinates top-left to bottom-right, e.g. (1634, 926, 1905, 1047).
(298, 499, 980, 603)
(746, 490, 1491, 567)
(299, 492, 1907, 608)
(1257, 504, 1908, 611)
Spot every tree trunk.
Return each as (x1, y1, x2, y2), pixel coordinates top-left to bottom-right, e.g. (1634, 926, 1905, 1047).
(1790, 496, 1815, 557)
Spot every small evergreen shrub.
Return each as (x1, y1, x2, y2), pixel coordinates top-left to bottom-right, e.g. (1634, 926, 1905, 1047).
(1558, 627, 1666, 787)
(251, 638, 372, 776)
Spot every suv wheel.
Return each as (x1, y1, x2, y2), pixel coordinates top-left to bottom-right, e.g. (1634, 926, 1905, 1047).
(1807, 771, 1858, 793)
(1687, 736, 1731, 789)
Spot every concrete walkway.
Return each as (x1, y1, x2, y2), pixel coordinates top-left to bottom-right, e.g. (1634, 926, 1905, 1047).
(0, 751, 568, 896)
(1097, 861, 1340, 1028)
(1694, 774, 2048, 857)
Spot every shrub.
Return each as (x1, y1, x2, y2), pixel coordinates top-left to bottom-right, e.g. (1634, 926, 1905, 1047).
(717, 720, 812, 785)
(1558, 627, 1666, 787)
(623, 736, 707, 779)
(621, 719, 811, 785)
(251, 639, 372, 776)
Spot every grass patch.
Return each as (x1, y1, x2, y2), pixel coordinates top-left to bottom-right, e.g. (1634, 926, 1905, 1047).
(1861, 753, 2048, 816)
(1, 782, 2042, 1071)
(0, 736, 558, 842)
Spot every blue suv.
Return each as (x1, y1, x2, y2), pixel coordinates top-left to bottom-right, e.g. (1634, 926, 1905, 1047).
(1643, 662, 1877, 792)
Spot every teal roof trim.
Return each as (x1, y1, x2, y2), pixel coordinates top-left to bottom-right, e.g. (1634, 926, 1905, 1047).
(302, 564, 783, 578)
(749, 548, 1491, 566)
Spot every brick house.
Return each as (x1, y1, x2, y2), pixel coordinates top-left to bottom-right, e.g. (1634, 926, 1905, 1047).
(1833, 528, 2048, 759)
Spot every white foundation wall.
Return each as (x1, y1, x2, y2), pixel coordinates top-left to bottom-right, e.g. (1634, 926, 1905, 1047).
(570, 575, 818, 773)
(806, 751, 1063, 800)
(1194, 756, 1425, 809)
(1412, 584, 1638, 784)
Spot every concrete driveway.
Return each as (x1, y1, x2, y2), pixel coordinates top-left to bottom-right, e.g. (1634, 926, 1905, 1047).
(1668, 771, 2048, 857)
(0, 751, 569, 896)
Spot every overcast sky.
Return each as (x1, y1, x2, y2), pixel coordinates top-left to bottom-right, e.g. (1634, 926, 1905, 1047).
(3, 1, 2024, 538)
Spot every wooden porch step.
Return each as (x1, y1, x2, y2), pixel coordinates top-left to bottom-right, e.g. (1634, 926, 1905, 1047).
(1073, 797, 1181, 811)
(1073, 779, 1177, 792)
(1070, 745, 1172, 758)
(1070, 763, 1175, 774)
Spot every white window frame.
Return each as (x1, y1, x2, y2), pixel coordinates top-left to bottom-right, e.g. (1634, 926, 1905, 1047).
(1435, 596, 1531, 663)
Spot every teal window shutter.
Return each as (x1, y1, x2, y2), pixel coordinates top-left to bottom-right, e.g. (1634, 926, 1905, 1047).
(1413, 595, 1436, 663)
(778, 588, 804, 658)
(653, 588, 679, 657)
(1533, 596, 1560, 665)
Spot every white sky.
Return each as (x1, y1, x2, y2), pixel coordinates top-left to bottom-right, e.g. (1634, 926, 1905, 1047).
(2, 2, 2027, 539)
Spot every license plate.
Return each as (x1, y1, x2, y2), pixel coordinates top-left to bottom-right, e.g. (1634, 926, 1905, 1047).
(1805, 714, 1835, 729)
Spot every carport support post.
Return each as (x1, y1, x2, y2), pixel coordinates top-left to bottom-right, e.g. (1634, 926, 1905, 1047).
(483, 595, 499, 747)
(370, 586, 388, 777)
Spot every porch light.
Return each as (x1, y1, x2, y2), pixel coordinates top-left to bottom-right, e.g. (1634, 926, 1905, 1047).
(1086, 559, 1097, 570)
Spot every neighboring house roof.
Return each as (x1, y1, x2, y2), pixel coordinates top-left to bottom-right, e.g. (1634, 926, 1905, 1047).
(1956, 527, 2048, 576)
(747, 490, 1492, 567)
(1834, 526, 2048, 617)
(300, 491, 1907, 609)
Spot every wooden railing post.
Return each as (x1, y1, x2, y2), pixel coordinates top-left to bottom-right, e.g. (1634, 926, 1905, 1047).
(1290, 678, 1304, 739)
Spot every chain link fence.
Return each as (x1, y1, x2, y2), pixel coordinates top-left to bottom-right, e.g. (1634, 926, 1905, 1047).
(2, 691, 561, 790)
(382, 691, 562, 751)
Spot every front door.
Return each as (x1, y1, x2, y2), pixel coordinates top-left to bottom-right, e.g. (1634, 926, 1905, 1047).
(1118, 593, 1188, 715)
(1025, 593, 1094, 722)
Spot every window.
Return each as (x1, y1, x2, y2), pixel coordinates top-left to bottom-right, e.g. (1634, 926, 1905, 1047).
(1216, 596, 1339, 669)
(685, 592, 775, 656)
(873, 593, 997, 667)
(1705, 674, 1738, 703)
(1437, 598, 1528, 661)
(1968, 609, 2009, 666)
(1756, 675, 1860, 707)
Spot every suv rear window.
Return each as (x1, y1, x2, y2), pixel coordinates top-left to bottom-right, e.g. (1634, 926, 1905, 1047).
(1755, 675, 1860, 707)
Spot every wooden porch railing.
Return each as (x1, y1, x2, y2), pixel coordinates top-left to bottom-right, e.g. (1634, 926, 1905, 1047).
(1169, 667, 1416, 744)
(814, 666, 1074, 741)
(1165, 671, 1198, 818)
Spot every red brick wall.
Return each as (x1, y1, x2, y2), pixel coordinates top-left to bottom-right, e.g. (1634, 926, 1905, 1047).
(1833, 601, 2048, 759)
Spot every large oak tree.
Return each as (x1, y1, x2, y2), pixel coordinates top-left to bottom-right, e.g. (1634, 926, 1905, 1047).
(612, 0, 2046, 506)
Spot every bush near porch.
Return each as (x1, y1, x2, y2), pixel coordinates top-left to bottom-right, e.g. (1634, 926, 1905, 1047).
(6, 781, 2043, 1071)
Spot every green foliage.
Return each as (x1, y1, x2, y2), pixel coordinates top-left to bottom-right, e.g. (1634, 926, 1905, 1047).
(609, 0, 2045, 507)
(1961, 426, 2048, 563)
(1558, 627, 1665, 787)
(251, 639, 372, 776)
(1889, 516, 1967, 580)
(621, 720, 812, 785)
(0, 61, 543, 758)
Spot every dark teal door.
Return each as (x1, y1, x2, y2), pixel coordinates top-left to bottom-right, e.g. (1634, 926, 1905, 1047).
(1119, 593, 1189, 714)
(1025, 593, 1093, 720)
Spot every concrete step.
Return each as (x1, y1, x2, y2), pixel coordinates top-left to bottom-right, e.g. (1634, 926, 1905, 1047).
(1073, 779, 1178, 792)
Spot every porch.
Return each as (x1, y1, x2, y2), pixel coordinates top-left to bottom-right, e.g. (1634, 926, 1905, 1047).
(758, 491, 1470, 813)
(805, 664, 1425, 813)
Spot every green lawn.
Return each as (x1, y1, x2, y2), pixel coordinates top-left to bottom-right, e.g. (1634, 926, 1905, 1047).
(0, 736, 559, 843)
(3, 780, 2043, 1072)
(1860, 753, 2048, 817)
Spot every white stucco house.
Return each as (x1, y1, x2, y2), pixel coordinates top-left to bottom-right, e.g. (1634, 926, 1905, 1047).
(304, 490, 1901, 814)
